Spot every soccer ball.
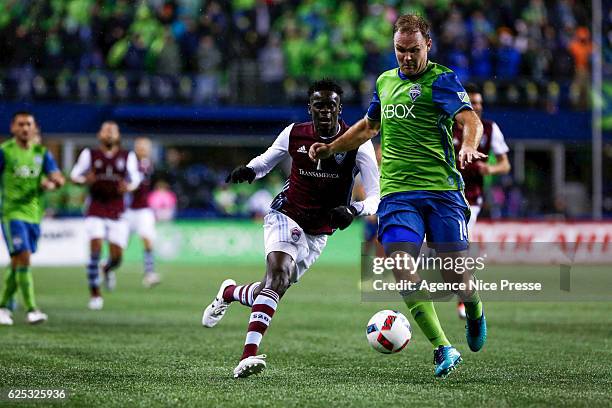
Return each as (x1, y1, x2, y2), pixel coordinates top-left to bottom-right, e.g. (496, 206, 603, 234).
(366, 310, 412, 354)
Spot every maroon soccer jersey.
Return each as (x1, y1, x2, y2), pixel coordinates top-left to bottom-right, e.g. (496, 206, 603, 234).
(452, 119, 494, 206)
(270, 121, 359, 235)
(130, 157, 153, 209)
(87, 148, 130, 219)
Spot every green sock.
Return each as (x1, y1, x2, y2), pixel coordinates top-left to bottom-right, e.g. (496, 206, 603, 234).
(16, 266, 37, 311)
(0, 268, 18, 308)
(464, 290, 483, 320)
(403, 290, 451, 348)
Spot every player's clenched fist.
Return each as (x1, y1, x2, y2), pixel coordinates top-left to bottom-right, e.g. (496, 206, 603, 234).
(308, 142, 333, 162)
(329, 205, 358, 230)
(226, 166, 256, 184)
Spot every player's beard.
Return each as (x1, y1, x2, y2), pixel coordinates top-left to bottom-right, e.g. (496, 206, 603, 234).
(101, 139, 118, 150)
(316, 119, 336, 138)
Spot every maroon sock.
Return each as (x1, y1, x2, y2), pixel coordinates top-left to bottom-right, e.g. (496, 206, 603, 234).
(240, 288, 279, 360)
(223, 282, 260, 306)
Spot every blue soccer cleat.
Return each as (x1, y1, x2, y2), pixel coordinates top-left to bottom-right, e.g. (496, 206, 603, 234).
(466, 311, 487, 352)
(433, 345, 462, 378)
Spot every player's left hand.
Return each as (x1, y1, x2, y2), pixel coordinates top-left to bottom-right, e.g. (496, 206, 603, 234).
(458, 145, 487, 169)
(225, 166, 256, 184)
(329, 205, 358, 230)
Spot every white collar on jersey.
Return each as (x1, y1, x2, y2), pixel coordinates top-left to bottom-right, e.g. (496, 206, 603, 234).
(318, 123, 341, 140)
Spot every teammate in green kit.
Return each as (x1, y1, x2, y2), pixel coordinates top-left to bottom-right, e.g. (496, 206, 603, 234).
(310, 14, 487, 378)
(0, 112, 65, 325)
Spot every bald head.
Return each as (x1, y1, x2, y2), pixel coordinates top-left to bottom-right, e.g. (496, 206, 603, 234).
(134, 137, 152, 160)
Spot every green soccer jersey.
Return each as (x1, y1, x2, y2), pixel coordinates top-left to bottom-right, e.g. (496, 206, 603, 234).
(367, 61, 472, 197)
(0, 139, 58, 224)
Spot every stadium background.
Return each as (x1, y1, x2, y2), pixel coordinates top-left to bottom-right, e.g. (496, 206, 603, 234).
(0, 1, 611, 406)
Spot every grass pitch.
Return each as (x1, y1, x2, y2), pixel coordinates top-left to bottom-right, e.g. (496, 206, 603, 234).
(1, 263, 611, 407)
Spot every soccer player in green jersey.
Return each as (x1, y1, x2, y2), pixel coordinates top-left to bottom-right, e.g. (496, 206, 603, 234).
(0, 112, 65, 325)
(310, 15, 487, 378)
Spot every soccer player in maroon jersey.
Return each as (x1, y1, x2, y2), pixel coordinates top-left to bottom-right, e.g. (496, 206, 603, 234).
(125, 137, 161, 288)
(70, 121, 141, 310)
(453, 84, 511, 319)
(202, 79, 380, 378)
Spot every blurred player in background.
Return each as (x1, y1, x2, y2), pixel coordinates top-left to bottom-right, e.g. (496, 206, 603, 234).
(0, 112, 64, 325)
(125, 137, 160, 288)
(352, 142, 384, 258)
(310, 15, 487, 378)
(202, 79, 380, 378)
(453, 83, 511, 319)
(70, 121, 141, 310)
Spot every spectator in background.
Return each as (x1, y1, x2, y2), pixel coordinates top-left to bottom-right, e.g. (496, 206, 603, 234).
(157, 28, 182, 76)
(148, 180, 177, 221)
(471, 36, 492, 79)
(495, 28, 521, 79)
(195, 35, 222, 104)
(245, 187, 272, 219)
(282, 23, 309, 80)
(568, 27, 593, 109)
(0, 0, 594, 108)
(441, 8, 468, 49)
(214, 184, 238, 216)
(447, 40, 470, 81)
(468, 10, 493, 39)
(178, 17, 200, 71)
(125, 33, 148, 72)
(258, 34, 285, 105)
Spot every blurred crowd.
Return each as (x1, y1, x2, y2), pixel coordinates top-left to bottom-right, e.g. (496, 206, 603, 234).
(0, 0, 600, 109)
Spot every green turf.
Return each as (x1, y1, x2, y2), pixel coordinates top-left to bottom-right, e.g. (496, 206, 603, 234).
(1, 263, 611, 407)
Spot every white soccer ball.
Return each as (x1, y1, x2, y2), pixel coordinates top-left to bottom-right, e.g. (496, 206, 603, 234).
(366, 310, 412, 354)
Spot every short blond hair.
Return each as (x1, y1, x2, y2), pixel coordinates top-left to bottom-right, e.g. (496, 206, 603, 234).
(394, 14, 430, 41)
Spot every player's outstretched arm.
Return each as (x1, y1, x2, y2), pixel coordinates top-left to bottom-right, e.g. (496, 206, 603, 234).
(309, 117, 380, 162)
(235, 124, 292, 182)
(455, 109, 486, 169)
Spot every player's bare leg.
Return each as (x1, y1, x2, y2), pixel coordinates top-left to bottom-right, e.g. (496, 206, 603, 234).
(233, 251, 293, 378)
(87, 239, 104, 310)
(438, 250, 486, 352)
(11, 251, 47, 324)
(385, 244, 452, 349)
(141, 237, 160, 288)
(0, 257, 19, 325)
(384, 241, 460, 378)
(102, 243, 123, 291)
